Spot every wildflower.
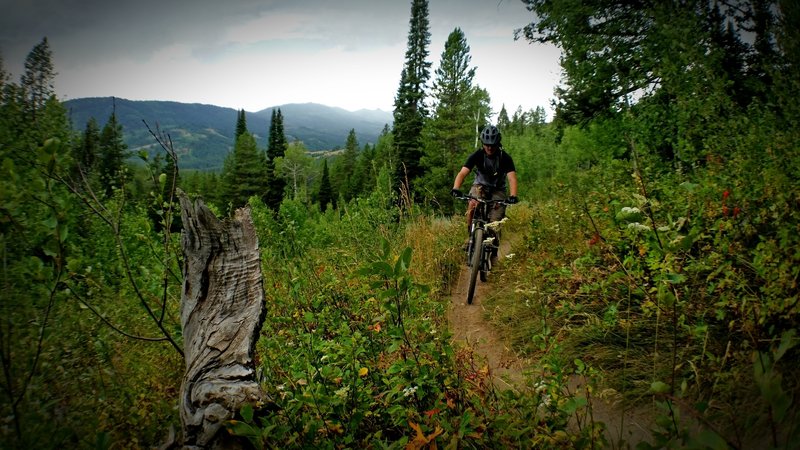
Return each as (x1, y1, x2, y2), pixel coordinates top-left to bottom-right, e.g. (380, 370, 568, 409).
(723, 190, 730, 200)
(627, 222, 649, 232)
(403, 386, 418, 397)
(486, 217, 508, 230)
(358, 367, 369, 377)
(334, 385, 350, 399)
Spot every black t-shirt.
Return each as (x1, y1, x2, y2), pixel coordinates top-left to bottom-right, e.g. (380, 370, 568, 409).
(463, 147, 516, 190)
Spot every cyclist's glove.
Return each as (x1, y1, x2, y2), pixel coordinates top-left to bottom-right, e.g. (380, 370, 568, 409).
(506, 196, 518, 204)
(451, 188, 463, 198)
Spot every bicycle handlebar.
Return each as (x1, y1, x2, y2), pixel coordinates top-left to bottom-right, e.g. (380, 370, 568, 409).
(456, 194, 514, 206)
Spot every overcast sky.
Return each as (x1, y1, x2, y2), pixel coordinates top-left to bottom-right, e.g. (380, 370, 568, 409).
(1, 0, 561, 118)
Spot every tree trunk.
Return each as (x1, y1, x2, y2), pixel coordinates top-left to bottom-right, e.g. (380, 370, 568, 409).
(178, 192, 266, 449)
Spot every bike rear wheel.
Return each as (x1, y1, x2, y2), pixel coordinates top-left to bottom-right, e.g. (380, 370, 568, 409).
(467, 228, 483, 305)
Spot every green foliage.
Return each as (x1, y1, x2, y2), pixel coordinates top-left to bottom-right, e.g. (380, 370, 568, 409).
(275, 141, 314, 202)
(230, 197, 601, 449)
(518, 0, 778, 130)
(5, 4, 800, 447)
(1, 43, 185, 447)
(489, 93, 800, 446)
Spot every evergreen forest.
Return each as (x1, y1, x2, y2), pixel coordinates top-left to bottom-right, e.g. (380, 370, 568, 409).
(1, 0, 798, 448)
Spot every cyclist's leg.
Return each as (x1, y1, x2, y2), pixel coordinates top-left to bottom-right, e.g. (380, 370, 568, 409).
(489, 190, 507, 222)
(462, 185, 481, 250)
(489, 190, 507, 257)
(466, 184, 482, 233)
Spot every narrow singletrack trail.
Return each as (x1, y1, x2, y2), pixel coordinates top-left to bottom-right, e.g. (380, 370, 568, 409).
(446, 235, 656, 448)
(446, 237, 529, 391)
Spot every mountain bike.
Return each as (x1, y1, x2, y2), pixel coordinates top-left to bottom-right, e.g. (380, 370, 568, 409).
(457, 194, 511, 305)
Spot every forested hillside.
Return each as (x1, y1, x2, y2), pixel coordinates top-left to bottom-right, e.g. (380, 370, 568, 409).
(63, 98, 392, 170)
(2, 0, 799, 449)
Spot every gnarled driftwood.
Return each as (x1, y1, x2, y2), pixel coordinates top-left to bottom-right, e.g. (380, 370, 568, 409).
(178, 192, 266, 448)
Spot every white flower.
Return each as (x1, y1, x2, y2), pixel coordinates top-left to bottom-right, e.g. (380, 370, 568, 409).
(402, 386, 418, 397)
(627, 222, 650, 232)
(533, 381, 551, 407)
(486, 217, 508, 230)
(621, 206, 641, 214)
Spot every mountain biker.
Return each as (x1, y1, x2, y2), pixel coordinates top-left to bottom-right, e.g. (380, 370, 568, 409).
(450, 125, 518, 247)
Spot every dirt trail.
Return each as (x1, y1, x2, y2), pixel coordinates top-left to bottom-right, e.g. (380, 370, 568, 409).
(446, 238, 655, 448)
(446, 238, 530, 391)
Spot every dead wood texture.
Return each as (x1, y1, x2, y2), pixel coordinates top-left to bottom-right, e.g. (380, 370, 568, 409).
(178, 193, 266, 448)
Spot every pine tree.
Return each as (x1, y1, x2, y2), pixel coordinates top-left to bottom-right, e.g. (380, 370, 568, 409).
(265, 108, 288, 210)
(98, 107, 129, 198)
(221, 109, 270, 211)
(419, 28, 483, 211)
(222, 131, 266, 210)
(339, 129, 359, 201)
(373, 124, 395, 170)
(267, 109, 288, 160)
(392, 0, 431, 193)
(317, 159, 335, 212)
(235, 109, 248, 139)
(497, 105, 511, 132)
(352, 143, 377, 198)
(0, 53, 9, 99)
(72, 117, 101, 183)
(20, 37, 56, 122)
(510, 106, 527, 135)
(0, 54, 12, 147)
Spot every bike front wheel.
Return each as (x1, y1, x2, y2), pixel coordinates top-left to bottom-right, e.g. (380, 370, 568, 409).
(467, 228, 483, 305)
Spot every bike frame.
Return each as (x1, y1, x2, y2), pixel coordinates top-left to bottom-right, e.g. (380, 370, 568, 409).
(459, 194, 509, 304)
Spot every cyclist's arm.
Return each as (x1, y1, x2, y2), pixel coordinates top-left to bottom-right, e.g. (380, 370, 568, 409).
(507, 171, 518, 197)
(453, 166, 471, 190)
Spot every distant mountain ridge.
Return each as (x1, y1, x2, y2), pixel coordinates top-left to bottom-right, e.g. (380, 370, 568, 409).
(63, 97, 393, 171)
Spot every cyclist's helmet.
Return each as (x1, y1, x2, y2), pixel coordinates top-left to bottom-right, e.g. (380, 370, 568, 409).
(480, 125, 501, 146)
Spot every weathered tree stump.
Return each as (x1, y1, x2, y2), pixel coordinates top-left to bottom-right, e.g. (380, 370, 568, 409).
(178, 192, 266, 449)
